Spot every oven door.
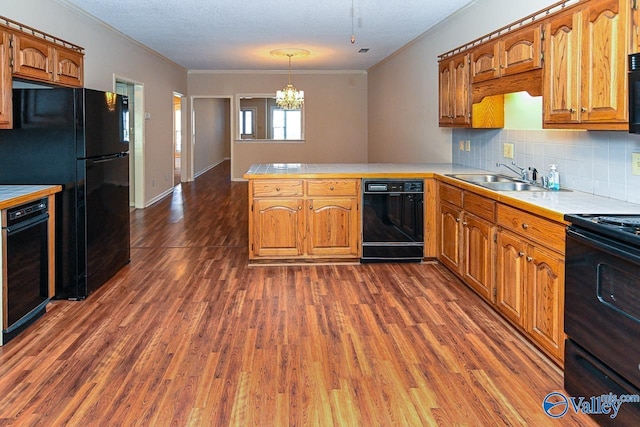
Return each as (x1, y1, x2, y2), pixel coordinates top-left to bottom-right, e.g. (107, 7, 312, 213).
(565, 226, 640, 387)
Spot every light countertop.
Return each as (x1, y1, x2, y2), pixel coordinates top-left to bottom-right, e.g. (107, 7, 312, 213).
(0, 185, 62, 211)
(244, 163, 640, 220)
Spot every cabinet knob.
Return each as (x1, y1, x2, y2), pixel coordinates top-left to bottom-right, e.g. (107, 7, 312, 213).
(455, 218, 461, 222)
(298, 206, 302, 210)
(462, 222, 468, 226)
(518, 251, 525, 257)
(526, 256, 533, 262)
(330, 186, 334, 191)
(276, 187, 281, 191)
(522, 223, 529, 230)
(309, 205, 313, 210)
(569, 108, 576, 113)
(581, 107, 587, 113)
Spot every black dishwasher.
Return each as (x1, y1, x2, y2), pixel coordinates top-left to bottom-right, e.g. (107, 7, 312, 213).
(361, 179, 424, 262)
(2, 198, 50, 344)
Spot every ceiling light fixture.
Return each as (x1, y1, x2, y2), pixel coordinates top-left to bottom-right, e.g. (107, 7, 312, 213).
(271, 48, 309, 110)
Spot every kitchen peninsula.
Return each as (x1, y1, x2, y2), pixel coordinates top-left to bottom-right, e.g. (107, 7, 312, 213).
(1, 184, 61, 345)
(245, 163, 640, 364)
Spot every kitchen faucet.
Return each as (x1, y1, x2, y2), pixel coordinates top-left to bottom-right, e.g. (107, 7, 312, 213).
(496, 161, 529, 182)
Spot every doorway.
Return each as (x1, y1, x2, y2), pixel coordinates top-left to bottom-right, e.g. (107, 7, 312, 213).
(190, 96, 232, 180)
(115, 77, 145, 209)
(173, 93, 183, 185)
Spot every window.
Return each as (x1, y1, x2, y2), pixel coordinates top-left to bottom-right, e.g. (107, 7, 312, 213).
(271, 108, 302, 140)
(239, 108, 256, 139)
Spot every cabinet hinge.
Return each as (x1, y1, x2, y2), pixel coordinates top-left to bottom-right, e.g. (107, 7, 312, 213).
(251, 204, 254, 212)
(540, 52, 544, 63)
(493, 232, 497, 243)
(633, 0, 638, 10)
(540, 28, 545, 41)
(493, 287, 497, 298)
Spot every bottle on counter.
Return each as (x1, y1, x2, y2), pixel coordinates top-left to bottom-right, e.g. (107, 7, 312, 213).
(547, 164, 560, 191)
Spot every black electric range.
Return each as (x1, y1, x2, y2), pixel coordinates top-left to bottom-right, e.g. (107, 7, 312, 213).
(564, 214, 640, 248)
(563, 213, 640, 425)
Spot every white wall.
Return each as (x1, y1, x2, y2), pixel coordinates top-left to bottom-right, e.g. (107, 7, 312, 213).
(188, 72, 368, 180)
(4, 0, 188, 206)
(193, 98, 230, 176)
(367, 0, 560, 163)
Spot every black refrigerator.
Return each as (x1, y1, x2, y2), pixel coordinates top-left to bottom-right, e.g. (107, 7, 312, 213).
(0, 88, 130, 299)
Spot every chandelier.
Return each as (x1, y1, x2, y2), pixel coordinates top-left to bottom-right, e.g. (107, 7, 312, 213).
(271, 49, 309, 110)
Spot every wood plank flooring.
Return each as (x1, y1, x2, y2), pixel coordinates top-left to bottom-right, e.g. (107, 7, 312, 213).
(0, 161, 597, 426)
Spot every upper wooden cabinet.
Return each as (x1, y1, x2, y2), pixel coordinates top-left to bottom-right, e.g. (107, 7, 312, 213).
(11, 31, 84, 87)
(470, 25, 542, 83)
(439, 0, 639, 131)
(439, 53, 471, 127)
(544, 0, 631, 129)
(0, 16, 84, 129)
(53, 46, 83, 87)
(0, 30, 11, 129)
(12, 31, 54, 82)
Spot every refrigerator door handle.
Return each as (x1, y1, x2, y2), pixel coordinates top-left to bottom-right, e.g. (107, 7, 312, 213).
(90, 152, 129, 163)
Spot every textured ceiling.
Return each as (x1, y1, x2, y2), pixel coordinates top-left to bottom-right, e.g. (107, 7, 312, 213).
(63, 0, 474, 71)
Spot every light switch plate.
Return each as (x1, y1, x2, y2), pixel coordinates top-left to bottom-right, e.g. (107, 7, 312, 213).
(503, 143, 514, 159)
(465, 140, 471, 151)
(633, 152, 640, 176)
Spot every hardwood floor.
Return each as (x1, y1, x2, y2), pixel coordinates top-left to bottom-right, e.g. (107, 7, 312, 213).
(0, 161, 596, 426)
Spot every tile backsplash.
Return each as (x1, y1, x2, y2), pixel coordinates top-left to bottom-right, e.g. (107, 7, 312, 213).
(452, 128, 640, 205)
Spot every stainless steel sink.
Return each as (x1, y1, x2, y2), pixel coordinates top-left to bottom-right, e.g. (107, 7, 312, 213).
(447, 173, 570, 192)
(476, 181, 546, 192)
(447, 174, 516, 183)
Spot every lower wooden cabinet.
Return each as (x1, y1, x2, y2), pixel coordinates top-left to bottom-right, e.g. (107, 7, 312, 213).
(462, 213, 494, 302)
(438, 183, 495, 303)
(438, 180, 566, 365)
(249, 179, 361, 260)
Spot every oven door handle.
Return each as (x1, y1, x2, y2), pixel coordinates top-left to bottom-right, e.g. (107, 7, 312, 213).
(567, 227, 640, 264)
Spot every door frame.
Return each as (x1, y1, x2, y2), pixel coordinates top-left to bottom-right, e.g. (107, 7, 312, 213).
(189, 95, 233, 181)
(114, 74, 145, 209)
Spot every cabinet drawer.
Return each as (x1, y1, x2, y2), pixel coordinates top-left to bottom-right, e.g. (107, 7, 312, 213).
(497, 204, 565, 253)
(252, 180, 303, 197)
(464, 191, 495, 221)
(306, 179, 358, 196)
(439, 183, 463, 207)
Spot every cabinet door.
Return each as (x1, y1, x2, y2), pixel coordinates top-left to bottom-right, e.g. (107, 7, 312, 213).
(439, 54, 471, 127)
(543, 10, 581, 124)
(438, 59, 453, 125)
(306, 197, 359, 257)
(452, 54, 471, 125)
(463, 213, 495, 302)
(0, 31, 11, 129)
(12, 32, 53, 82)
(251, 199, 303, 258)
(495, 230, 526, 327)
(526, 244, 565, 360)
(500, 25, 542, 77)
(438, 202, 462, 273)
(580, 0, 629, 123)
(54, 48, 83, 87)
(470, 42, 500, 83)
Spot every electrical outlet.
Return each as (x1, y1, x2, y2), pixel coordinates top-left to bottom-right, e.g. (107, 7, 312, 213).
(459, 140, 465, 151)
(633, 152, 640, 176)
(465, 140, 471, 151)
(503, 143, 514, 159)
